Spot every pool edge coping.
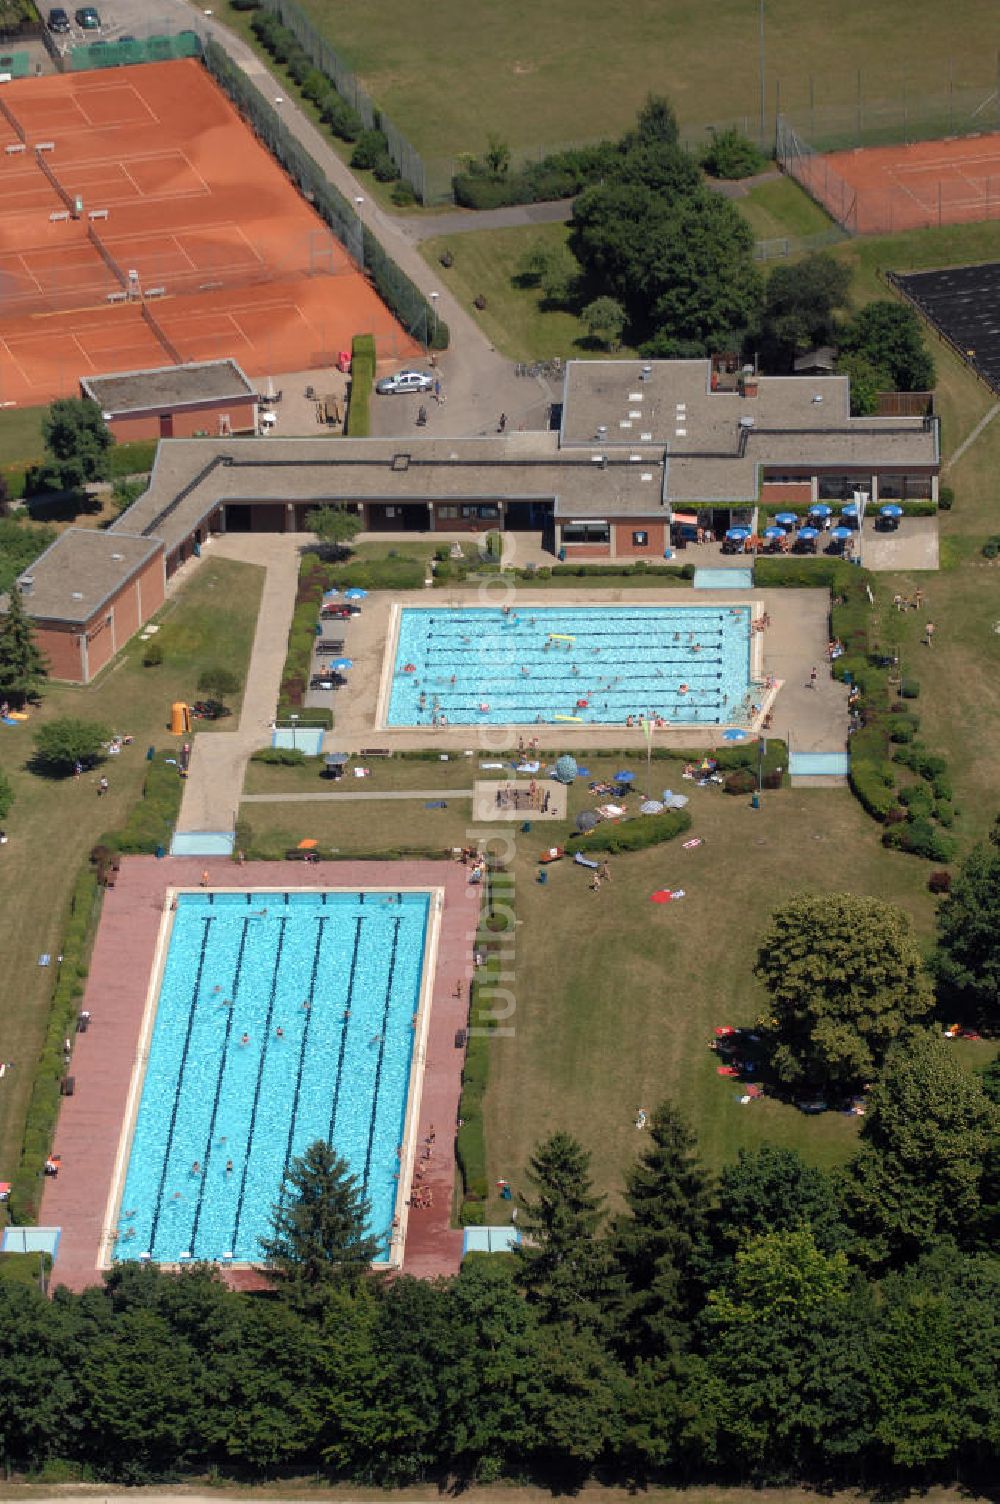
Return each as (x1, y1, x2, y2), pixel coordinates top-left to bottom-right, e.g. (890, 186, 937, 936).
(379, 598, 766, 733)
(99, 883, 446, 1277)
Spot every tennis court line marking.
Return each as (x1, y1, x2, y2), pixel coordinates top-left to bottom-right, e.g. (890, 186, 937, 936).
(0, 333, 31, 390)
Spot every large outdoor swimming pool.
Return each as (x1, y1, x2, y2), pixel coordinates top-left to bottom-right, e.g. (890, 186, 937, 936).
(386, 605, 754, 726)
(113, 890, 430, 1266)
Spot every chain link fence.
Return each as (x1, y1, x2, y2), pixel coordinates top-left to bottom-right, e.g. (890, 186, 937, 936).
(262, 0, 453, 204)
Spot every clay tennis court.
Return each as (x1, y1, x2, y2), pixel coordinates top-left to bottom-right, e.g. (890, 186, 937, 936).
(791, 132, 1000, 236)
(0, 59, 417, 405)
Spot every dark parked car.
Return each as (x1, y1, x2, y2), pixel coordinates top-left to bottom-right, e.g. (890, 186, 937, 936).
(74, 6, 100, 27)
(47, 7, 71, 30)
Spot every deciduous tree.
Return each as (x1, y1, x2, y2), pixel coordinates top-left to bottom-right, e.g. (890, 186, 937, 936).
(306, 504, 362, 553)
(754, 891, 933, 1093)
(32, 716, 109, 775)
(842, 1031, 999, 1262)
(934, 831, 1000, 1027)
(840, 301, 935, 391)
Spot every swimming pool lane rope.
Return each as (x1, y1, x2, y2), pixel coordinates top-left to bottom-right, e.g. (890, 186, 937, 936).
(361, 909, 401, 1204)
(327, 917, 364, 1147)
(273, 916, 326, 1216)
(146, 915, 213, 1255)
(229, 917, 287, 1254)
(187, 919, 249, 1254)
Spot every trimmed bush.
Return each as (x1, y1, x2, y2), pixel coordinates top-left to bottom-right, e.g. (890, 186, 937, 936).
(883, 817, 955, 862)
(938, 485, 954, 511)
(250, 747, 307, 766)
(928, 869, 952, 893)
(849, 759, 898, 821)
(724, 768, 757, 795)
(900, 677, 920, 699)
(141, 639, 163, 667)
(567, 807, 691, 854)
(346, 332, 375, 437)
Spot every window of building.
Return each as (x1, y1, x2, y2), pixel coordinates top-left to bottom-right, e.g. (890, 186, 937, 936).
(460, 504, 500, 519)
(562, 522, 610, 544)
(877, 473, 931, 500)
(817, 474, 872, 500)
(632, 530, 649, 547)
(438, 505, 458, 519)
(763, 473, 808, 485)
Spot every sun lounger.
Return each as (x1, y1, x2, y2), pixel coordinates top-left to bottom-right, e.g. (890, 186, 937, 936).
(573, 852, 599, 869)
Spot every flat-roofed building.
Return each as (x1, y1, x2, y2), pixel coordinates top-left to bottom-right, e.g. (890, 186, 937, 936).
(81, 360, 258, 444)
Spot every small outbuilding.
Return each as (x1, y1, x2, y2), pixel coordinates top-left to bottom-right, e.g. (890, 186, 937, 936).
(80, 360, 258, 443)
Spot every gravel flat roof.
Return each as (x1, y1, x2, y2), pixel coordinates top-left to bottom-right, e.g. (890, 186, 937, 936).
(82, 360, 255, 416)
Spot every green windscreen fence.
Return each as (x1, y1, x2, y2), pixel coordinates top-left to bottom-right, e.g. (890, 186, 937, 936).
(70, 30, 201, 71)
(0, 49, 30, 77)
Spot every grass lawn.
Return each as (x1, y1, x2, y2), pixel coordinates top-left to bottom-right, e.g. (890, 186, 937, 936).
(421, 225, 597, 363)
(478, 782, 946, 1216)
(243, 753, 478, 796)
(240, 796, 475, 854)
(0, 406, 45, 470)
(291, 0, 1000, 162)
(0, 557, 264, 1181)
(734, 176, 838, 242)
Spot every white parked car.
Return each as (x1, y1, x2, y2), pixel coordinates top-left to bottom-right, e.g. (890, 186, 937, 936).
(375, 369, 434, 395)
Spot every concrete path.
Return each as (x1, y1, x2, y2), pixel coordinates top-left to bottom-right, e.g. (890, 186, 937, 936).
(175, 536, 302, 835)
(401, 198, 574, 242)
(242, 789, 472, 802)
(943, 400, 1000, 472)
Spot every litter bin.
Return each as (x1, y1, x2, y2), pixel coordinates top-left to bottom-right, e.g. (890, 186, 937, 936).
(750, 792, 761, 811)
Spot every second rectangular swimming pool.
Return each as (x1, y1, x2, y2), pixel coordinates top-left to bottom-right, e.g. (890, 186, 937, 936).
(112, 889, 431, 1267)
(385, 604, 754, 726)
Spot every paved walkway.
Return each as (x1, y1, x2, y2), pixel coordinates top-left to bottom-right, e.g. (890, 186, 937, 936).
(242, 789, 472, 802)
(176, 535, 303, 835)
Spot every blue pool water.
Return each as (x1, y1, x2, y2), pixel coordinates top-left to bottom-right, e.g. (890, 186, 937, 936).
(387, 605, 753, 726)
(115, 890, 429, 1266)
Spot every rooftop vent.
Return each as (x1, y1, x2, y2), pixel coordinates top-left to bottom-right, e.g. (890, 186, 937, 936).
(812, 394, 824, 404)
(71, 591, 84, 601)
(591, 454, 608, 468)
(19, 575, 33, 595)
(111, 552, 124, 560)
(739, 416, 756, 429)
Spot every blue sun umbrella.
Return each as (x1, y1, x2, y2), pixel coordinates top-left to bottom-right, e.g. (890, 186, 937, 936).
(344, 588, 368, 600)
(798, 526, 820, 540)
(841, 502, 860, 518)
(809, 503, 832, 518)
(614, 770, 635, 783)
(831, 525, 853, 541)
(723, 729, 748, 741)
(322, 587, 340, 598)
(726, 527, 750, 540)
(880, 504, 903, 518)
(774, 511, 798, 526)
(331, 658, 353, 670)
(763, 525, 786, 540)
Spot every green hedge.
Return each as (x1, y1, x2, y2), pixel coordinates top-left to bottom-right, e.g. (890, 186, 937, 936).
(453, 141, 621, 209)
(757, 498, 936, 518)
(327, 554, 426, 591)
(8, 868, 101, 1224)
(277, 554, 327, 716)
(102, 760, 184, 854)
(346, 333, 374, 438)
(567, 806, 692, 853)
(250, 746, 308, 765)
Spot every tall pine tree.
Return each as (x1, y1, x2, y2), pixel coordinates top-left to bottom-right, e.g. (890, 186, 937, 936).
(261, 1140, 380, 1296)
(514, 1131, 612, 1334)
(611, 1100, 711, 1358)
(0, 586, 46, 707)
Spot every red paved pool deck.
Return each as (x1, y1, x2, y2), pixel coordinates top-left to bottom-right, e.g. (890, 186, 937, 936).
(39, 857, 479, 1292)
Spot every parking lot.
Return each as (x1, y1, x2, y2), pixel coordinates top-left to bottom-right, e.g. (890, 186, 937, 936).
(42, 0, 201, 60)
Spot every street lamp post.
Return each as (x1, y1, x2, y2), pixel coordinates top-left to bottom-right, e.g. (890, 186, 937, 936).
(429, 291, 439, 348)
(758, 0, 766, 147)
(290, 712, 299, 752)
